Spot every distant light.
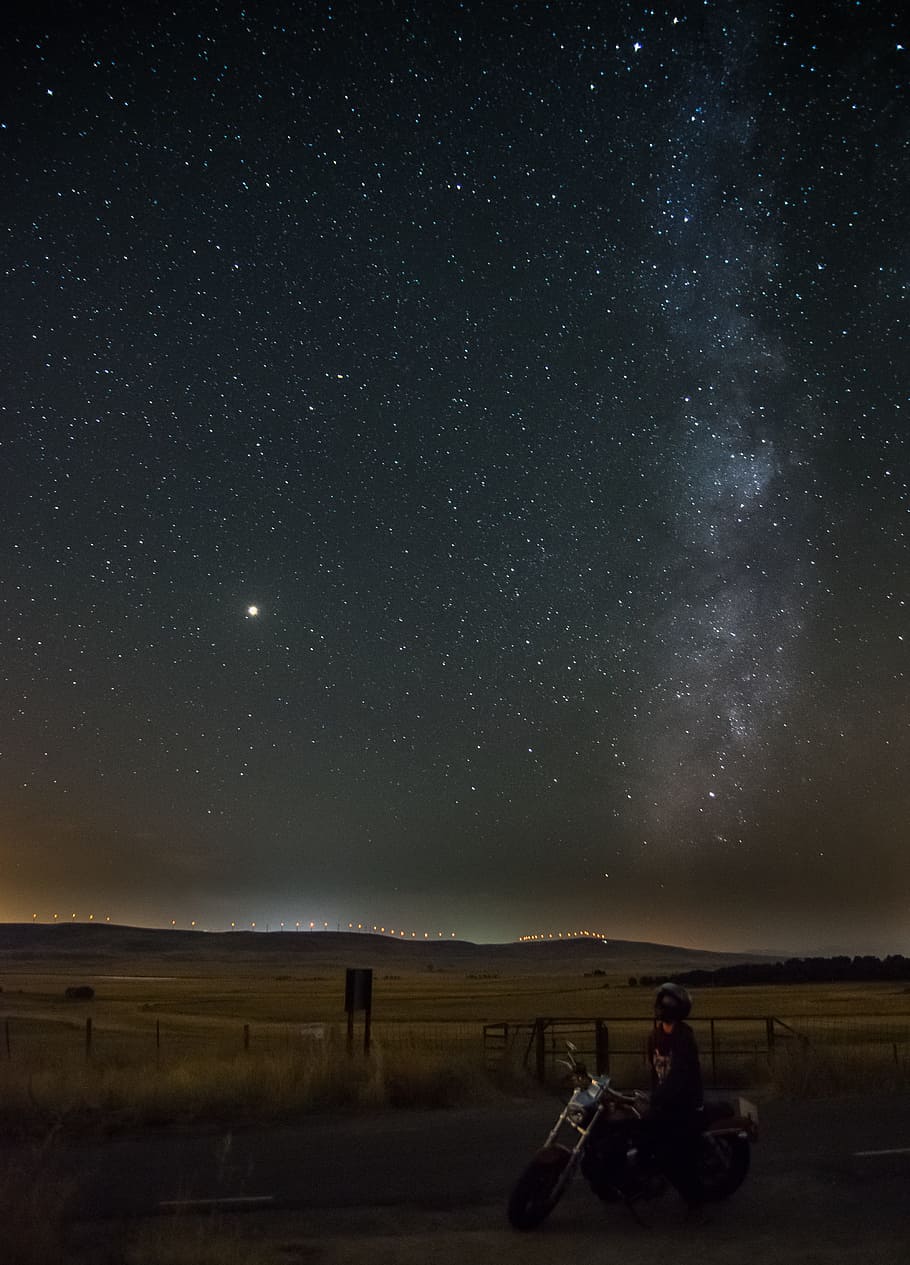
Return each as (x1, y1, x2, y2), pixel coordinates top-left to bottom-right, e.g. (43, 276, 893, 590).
(247, 605, 259, 617)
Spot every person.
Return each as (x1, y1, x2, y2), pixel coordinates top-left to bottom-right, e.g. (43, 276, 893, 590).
(637, 981, 707, 1221)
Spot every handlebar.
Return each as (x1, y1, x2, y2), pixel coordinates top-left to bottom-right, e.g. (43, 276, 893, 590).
(559, 1045, 648, 1108)
(605, 1086, 647, 1107)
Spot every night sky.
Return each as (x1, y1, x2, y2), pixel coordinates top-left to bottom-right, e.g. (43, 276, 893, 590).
(2, 1, 907, 952)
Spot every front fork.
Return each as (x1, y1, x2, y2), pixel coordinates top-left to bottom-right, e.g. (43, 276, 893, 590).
(540, 1100, 608, 1190)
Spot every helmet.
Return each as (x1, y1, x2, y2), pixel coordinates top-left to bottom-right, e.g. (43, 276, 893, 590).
(654, 982, 692, 1022)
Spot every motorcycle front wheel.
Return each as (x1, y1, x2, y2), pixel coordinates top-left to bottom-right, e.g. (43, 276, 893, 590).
(507, 1145, 572, 1230)
(696, 1133, 750, 1201)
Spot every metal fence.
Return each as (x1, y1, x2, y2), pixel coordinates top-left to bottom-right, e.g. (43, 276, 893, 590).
(482, 1014, 910, 1087)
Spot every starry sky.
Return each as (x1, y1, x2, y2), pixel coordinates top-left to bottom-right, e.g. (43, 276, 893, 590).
(2, 1, 907, 953)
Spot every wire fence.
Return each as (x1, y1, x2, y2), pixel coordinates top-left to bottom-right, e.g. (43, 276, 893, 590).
(2, 1011, 910, 1080)
(0, 1013, 484, 1068)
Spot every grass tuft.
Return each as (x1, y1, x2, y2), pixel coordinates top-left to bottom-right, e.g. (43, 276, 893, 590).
(0, 1140, 72, 1265)
(771, 1041, 910, 1098)
(0, 1036, 510, 1139)
(122, 1215, 282, 1265)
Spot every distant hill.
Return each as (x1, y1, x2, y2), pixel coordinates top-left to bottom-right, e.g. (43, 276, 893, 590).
(0, 922, 776, 975)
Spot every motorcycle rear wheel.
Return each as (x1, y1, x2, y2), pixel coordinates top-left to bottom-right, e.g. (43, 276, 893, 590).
(507, 1145, 572, 1230)
(696, 1133, 750, 1201)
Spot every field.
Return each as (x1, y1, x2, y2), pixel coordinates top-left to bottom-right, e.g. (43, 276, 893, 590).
(2, 935, 910, 1139)
(4, 960, 909, 1062)
(2, 939, 910, 1263)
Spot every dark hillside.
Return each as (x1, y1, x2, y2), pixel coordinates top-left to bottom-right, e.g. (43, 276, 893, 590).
(0, 923, 774, 975)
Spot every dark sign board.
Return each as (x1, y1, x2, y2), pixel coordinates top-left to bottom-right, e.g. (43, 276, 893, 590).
(344, 967, 373, 1014)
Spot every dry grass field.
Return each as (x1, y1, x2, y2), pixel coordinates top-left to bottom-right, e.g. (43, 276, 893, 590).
(2, 936, 910, 1264)
(2, 939, 910, 1137)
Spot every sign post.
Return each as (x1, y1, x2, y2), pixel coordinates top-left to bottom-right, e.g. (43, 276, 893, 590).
(344, 968, 373, 1055)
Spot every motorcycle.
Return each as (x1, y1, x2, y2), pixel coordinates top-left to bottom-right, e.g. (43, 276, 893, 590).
(507, 1043, 758, 1230)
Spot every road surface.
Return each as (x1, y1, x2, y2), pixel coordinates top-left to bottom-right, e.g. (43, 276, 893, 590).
(10, 1092, 910, 1262)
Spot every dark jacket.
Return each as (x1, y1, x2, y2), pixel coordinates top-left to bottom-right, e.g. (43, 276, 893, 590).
(647, 1020, 703, 1116)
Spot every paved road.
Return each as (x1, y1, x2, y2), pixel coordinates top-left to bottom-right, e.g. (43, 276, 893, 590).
(42, 1092, 910, 1219)
(12, 1093, 910, 1262)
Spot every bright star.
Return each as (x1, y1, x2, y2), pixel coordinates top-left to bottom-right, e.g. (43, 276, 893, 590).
(247, 605, 259, 617)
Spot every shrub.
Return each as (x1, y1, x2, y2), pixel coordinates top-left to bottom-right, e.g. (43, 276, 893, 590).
(64, 986, 95, 1001)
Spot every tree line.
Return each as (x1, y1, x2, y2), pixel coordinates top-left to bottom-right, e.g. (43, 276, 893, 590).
(633, 954, 910, 989)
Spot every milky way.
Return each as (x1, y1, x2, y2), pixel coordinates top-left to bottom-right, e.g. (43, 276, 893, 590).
(1, 2, 906, 951)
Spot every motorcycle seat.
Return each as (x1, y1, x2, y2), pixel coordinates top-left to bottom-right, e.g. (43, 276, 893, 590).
(700, 1100, 736, 1124)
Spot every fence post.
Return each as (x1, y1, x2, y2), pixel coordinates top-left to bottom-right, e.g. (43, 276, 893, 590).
(534, 1020, 546, 1084)
(766, 1017, 775, 1065)
(85, 1016, 93, 1060)
(595, 1019, 609, 1075)
(709, 1018, 717, 1086)
(243, 1023, 250, 1052)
